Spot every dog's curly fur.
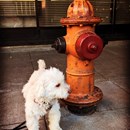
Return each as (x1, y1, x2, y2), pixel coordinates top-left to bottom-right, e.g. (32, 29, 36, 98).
(22, 59, 70, 130)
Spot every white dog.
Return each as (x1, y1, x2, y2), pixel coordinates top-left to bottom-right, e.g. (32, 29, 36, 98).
(22, 59, 70, 130)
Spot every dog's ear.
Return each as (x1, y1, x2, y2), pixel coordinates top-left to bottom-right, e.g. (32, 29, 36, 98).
(37, 59, 46, 70)
(34, 79, 46, 98)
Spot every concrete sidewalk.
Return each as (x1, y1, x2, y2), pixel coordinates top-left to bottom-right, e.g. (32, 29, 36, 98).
(0, 40, 130, 130)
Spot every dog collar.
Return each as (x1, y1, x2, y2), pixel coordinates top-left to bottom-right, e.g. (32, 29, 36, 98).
(34, 98, 53, 111)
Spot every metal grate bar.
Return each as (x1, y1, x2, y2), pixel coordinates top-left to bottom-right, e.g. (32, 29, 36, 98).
(0, 1, 36, 16)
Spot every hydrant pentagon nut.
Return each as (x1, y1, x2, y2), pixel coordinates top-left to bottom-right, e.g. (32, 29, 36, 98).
(76, 32, 103, 60)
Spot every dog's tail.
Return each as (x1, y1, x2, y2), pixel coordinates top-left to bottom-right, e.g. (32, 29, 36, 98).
(38, 59, 46, 70)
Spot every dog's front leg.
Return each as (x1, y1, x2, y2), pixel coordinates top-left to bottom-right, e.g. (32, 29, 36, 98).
(48, 101, 62, 130)
(26, 113, 40, 130)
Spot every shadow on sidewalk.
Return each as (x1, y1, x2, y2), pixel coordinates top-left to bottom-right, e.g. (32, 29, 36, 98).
(126, 41, 130, 129)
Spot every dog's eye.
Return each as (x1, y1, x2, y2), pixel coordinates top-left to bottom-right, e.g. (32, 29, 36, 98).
(55, 83, 60, 88)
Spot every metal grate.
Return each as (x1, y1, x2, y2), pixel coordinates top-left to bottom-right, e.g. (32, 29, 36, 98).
(0, 0, 130, 27)
(38, 0, 112, 27)
(116, 0, 130, 24)
(0, 1, 36, 16)
(91, 0, 112, 24)
(38, 0, 71, 27)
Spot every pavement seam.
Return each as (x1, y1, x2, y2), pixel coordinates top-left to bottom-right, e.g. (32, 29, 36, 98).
(111, 80, 130, 94)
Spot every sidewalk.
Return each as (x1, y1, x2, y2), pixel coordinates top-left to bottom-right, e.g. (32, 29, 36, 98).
(0, 40, 130, 130)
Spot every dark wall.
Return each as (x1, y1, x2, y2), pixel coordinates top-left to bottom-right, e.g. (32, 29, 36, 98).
(0, 24, 130, 46)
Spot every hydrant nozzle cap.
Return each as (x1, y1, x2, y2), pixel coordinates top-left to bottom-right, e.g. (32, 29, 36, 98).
(52, 37, 66, 54)
(76, 32, 103, 60)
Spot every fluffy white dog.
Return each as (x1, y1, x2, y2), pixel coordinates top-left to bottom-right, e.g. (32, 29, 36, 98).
(22, 59, 70, 130)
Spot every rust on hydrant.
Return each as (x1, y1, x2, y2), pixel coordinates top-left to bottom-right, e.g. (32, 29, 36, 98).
(52, 0, 103, 115)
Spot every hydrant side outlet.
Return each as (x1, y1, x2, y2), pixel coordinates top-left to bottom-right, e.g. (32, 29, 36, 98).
(52, 37, 66, 53)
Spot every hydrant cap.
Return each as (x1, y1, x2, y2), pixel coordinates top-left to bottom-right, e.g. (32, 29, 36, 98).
(60, 0, 101, 26)
(76, 32, 103, 60)
(67, 0, 94, 18)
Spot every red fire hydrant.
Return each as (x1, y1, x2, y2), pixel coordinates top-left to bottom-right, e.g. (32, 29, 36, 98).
(52, 0, 103, 115)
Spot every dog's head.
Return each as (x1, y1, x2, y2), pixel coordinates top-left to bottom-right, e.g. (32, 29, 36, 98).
(35, 67, 70, 100)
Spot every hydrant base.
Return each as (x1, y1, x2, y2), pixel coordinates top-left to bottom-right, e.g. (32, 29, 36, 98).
(67, 105, 97, 116)
(63, 86, 103, 115)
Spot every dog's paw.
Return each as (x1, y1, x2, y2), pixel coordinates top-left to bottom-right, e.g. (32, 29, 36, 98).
(57, 127, 62, 130)
(49, 125, 62, 130)
(51, 128, 62, 130)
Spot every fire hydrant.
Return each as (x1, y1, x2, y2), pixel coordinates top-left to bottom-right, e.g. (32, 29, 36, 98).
(52, 0, 103, 115)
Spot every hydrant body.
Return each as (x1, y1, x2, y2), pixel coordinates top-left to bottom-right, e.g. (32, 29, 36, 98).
(52, 0, 103, 115)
